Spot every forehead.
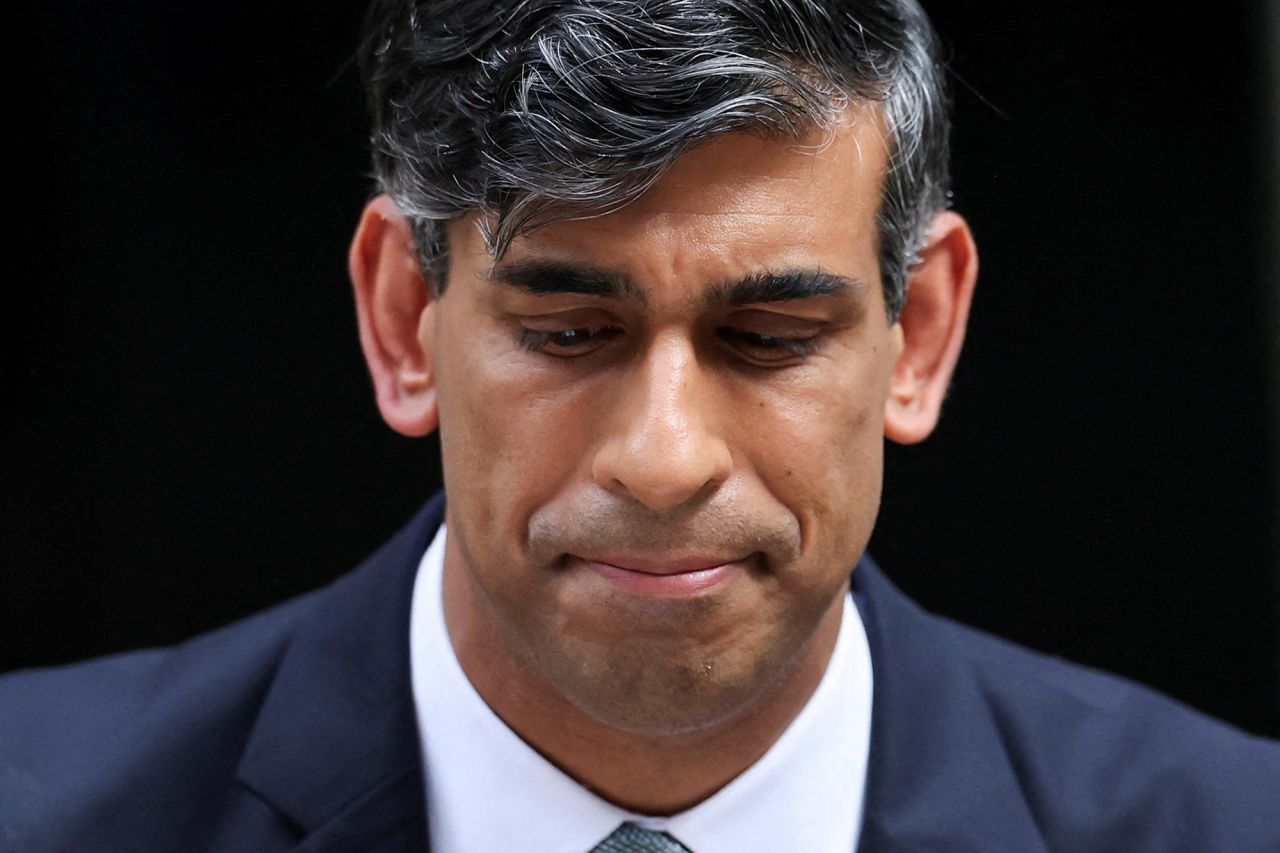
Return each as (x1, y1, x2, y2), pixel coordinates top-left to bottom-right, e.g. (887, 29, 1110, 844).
(450, 106, 891, 298)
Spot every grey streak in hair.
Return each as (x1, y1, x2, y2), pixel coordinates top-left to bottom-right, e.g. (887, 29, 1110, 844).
(359, 0, 950, 320)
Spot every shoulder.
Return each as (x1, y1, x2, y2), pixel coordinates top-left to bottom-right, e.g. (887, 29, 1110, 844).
(953, 613, 1280, 774)
(1, 495, 443, 852)
(0, 590, 319, 849)
(969, 624, 1280, 848)
(855, 558, 1280, 851)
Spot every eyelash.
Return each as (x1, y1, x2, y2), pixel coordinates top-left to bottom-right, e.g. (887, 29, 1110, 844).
(717, 328, 821, 360)
(520, 327, 619, 355)
(519, 326, 820, 362)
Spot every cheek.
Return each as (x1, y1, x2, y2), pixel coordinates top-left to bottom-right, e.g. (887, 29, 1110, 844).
(434, 321, 598, 549)
(741, 358, 888, 560)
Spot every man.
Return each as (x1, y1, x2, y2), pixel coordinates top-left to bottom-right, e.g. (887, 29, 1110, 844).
(2, 0, 1277, 850)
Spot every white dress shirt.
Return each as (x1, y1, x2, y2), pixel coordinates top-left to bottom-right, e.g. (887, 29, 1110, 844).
(410, 525, 873, 853)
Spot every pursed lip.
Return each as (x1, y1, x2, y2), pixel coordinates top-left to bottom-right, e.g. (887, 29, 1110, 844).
(569, 553, 752, 597)
(575, 553, 750, 576)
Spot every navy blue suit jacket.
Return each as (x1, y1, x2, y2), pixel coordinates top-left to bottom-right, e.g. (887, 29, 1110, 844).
(3, 492, 1279, 851)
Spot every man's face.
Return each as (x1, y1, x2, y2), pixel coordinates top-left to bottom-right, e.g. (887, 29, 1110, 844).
(429, 110, 903, 736)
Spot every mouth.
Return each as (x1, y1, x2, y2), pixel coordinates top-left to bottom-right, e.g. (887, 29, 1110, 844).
(569, 553, 751, 597)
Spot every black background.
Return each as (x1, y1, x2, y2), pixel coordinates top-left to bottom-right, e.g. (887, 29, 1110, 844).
(7, 2, 1278, 737)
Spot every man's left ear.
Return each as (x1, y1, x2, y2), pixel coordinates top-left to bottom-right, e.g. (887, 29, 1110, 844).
(883, 210, 978, 445)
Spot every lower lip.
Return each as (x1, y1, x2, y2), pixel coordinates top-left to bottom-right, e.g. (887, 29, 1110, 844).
(576, 559, 741, 597)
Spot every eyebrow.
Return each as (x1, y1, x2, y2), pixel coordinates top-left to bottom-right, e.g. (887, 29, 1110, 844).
(487, 260, 865, 307)
(487, 260, 648, 303)
(705, 269, 866, 307)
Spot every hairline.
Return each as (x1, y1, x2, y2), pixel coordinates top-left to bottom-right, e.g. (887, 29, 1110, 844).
(410, 98, 908, 318)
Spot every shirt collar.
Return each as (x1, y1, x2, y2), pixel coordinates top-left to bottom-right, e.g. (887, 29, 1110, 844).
(410, 524, 872, 853)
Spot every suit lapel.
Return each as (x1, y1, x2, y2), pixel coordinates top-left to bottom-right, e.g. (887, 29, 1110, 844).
(851, 556, 1048, 852)
(235, 494, 446, 851)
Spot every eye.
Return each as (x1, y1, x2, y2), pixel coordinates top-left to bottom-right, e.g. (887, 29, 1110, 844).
(717, 327, 821, 364)
(520, 325, 620, 357)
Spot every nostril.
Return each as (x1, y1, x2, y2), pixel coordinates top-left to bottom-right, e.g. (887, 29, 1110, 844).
(591, 424, 733, 513)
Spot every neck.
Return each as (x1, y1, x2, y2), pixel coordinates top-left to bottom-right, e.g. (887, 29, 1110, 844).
(443, 555, 845, 815)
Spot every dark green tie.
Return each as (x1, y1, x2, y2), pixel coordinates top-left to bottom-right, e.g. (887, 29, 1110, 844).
(588, 821, 694, 852)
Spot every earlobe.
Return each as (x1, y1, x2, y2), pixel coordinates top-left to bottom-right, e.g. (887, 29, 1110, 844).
(883, 210, 978, 445)
(349, 195, 441, 438)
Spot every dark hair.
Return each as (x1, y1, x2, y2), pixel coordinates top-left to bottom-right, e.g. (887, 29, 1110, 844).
(358, 0, 950, 319)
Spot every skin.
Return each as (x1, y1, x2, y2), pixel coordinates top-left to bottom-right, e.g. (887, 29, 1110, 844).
(350, 105, 977, 814)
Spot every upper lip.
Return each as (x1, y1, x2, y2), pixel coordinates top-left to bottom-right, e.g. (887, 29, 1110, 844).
(573, 553, 749, 575)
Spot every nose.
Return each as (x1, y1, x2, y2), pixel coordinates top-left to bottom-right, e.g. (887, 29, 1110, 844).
(591, 332, 733, 512)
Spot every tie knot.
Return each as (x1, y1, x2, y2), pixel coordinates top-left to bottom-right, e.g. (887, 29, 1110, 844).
(589, 821, 694, 852)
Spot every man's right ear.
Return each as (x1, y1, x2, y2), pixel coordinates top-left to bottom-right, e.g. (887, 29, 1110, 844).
(349, 194, 440, 438)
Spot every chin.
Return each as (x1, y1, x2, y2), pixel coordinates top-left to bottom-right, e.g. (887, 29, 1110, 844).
(541, 630, 801, 738)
